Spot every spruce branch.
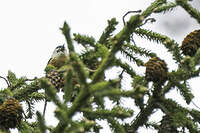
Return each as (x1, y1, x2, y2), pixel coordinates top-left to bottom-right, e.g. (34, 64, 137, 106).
(153, 2, 177, 13)
(114, 59, 137, 78)
(158, 98, 200, 132)
(2, 0, 200, 132)
(134, 28, 183, 63)
(93, 89, 146, 99)
(18, 121, 33, 133)
(29, 92, 45, 102)
(108, 117, 126, 133)
(53, 108, 74, 133)
(144, 122, 160, 131)
(63, 118, 97, 133)
(98, 18, 118, 45)
(121, 49, 144, 66)
(140, 0, 166, 18)
(89, 79, 120, 94)
(25, 100, 35, 119)
(92, 14, 142, 84)
(53, 78, 90, 132)
(163, 67, 200, 94)
(122, 43, 157, 58)
(60, 24, 94, 128)
(81, 107, 133, 119)
(190, 109, 200, 123)
(174, 81, 194, 104)
(129, 77, 164, 132)
(123, 10, 142, 28)
(0, 75, 10, 87)
(193, 48, 200, 66)
(7, 71, 32, 91)
(40, 79, 63, 108)
(91, 0, 165, 83)
(41, 79, 73, 133)
(70, 52, 88, 86)
(78, 119, 97, 132)
(176, 0, 200, 24)
(129, 97, 156, 132)
(60, 21, 74, 52)
(63, 69, 73, 103)
(13, 78, 42, 101)
(36, 111, 46, 133)
(73, 33, 96, 48)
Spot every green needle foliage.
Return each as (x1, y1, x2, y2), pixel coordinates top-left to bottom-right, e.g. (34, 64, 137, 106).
(1, 0, 200, 133)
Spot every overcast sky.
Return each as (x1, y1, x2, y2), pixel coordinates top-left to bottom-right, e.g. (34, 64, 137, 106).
(0, 0, 200, 133)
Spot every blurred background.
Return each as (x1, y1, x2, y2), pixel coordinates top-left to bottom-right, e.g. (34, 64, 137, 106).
(0, 0, 199, 132)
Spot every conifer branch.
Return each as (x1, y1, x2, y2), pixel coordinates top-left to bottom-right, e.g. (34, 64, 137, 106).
(73, 33, 96, 48)
(108, 117, 126, 133)
(122, 43, 157, 58)
(154, 2, 177, 13)
(70, 52, 88, 86)
(36, 111, 46, 133)
(25, 100, 35, 119)
(163, 67, 200, 94)
(129, 97, 156, 132)
(63, 69, 73, 102)
(29, 92, 45, 102)
(121, 49, 145, 66)
(98, 18, 118, 45)
(176, 0, 200, 24)
(174, 81, 194, 104)
(0, 76, 10, 87)
(134, 28, 183, 63)
(140, 0, 166, 18)
(81, 107, 133, 119)
(13, 78, 42, 101)
(93, 89, 146, 99)
(114, 59, 137, 78)
(92, 15, 141, 84)
(19, 121, 33, 133)
(60, 22, 74, 52)
(190, 109, 200, 123)
(90, 0, 164, 83)
(89, 79, 120, 94)
(158, 98, 200, 132)
(1, 0, 200, 132)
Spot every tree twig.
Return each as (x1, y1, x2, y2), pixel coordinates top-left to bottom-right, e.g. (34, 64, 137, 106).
(0, 75, 10, 87)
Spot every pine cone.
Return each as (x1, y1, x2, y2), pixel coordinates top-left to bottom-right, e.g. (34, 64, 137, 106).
(46, 70, 64, 91)
(0, 98, 23, 129)
(144, 57, 168, 85)
(46, 70, 79, 102)
(181, 30, 200, 56)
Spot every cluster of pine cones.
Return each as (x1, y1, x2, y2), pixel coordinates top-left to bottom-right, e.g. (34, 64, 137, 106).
(144, 29, 200, 85)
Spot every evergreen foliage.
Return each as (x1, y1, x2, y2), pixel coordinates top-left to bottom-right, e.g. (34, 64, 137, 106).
(0, 0, 200, 132)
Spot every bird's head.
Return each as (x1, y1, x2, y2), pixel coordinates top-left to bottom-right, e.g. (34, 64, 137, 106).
(52, 44, 68, 58)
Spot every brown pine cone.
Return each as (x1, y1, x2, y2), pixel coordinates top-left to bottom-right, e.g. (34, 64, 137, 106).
(0, 98, 23, 129)
(46, 70, 64, 91)
(144, 57, 168, 85)
(181, 30, 200, 56)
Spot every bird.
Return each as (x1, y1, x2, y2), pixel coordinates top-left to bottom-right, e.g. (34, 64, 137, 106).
(46, 45, 69, 72)
(43, 45, 70, 116)
(45, 45, 69, 92)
